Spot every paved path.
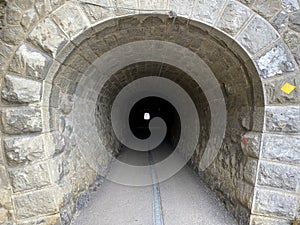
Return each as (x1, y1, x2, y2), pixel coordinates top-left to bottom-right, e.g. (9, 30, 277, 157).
(72, 146, 237, 225)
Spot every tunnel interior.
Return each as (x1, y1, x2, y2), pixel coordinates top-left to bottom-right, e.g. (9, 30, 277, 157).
(48, 14, 264, 224)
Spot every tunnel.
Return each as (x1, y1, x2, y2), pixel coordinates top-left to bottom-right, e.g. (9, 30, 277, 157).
(0, 1, 300, 225)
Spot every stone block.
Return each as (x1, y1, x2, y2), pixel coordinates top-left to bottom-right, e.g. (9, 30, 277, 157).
(293, 46, 300, 66)
(13, 188, 58, 219)
(252, 0, 281, 20)
(28, 18, 68, 58)
(6, 3, 22, 25)
(17, 214, 61, 225)
(8, 162, 51, 193)
(282, 0, 300, 12)
(1, 25, 25, 45)
(271, 11, 288, 33)
(237, 16, 279, 55)
(140, 0, 165, 10)
(2, 74, 42, 103)
(258, 161, 300, 191)
(80, 0, 112, 24)
(4, 135, 45, 166)
(217, 1, 253, 36)
(35, 0, 53, 17)
(251, 215, 291, 225)
(192, 0, 226, 25)
(21, 9, 38, 32)
(264, 72, 300, 104)
(14, 0, 34, 10)
(0, 165, 10, 190)
(255, 42, 297, 78)
(169, 0, 194, 17)
(9, 44, 53, 80)
(1, 107, 42, 135)
(283, 29, 300, 50)
(261, 134, 300, 165)
(52, 2, 90, 39)
(265, 106, 300, 133)
(236, 181, 254, 209)
(289, 11, 300, 32)
(244, 157, 258, 185)
(253, 188, 297, 219)
(241, 132, 262, 158)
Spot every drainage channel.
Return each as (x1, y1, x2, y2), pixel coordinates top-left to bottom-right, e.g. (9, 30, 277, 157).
(148, 151, 165, 225)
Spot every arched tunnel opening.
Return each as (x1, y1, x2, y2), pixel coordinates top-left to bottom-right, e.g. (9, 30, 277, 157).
(46, 15, 265, 225)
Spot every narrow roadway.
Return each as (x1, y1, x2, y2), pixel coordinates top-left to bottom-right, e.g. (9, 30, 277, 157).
(72, 146, 237, 225)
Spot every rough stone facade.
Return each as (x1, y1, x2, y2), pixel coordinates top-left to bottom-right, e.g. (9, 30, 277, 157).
(0, 0, 299, 224)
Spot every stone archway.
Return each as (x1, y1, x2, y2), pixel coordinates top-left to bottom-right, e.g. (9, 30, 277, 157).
(0, 1, 299, 224)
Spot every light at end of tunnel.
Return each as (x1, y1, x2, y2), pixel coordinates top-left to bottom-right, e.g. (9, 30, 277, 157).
(144, 112, 150, 120)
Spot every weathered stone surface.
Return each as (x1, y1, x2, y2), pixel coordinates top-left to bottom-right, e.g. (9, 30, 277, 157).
(6, 3, 22, 25)
(4, 135, 45, 166)
(2, 74, 42, 103)
(0, 165, 10, 190)
(169, 0, 194, 17)
(252, 0, 281, 20)
(1, 25, 25, 45)
(80, 0, 111, 24)
(292, 46, 300, 65)
(289, 11, 300, 32)
(238, 0, 254, 5)
(13, 188, 58, 219)
(251, 215, 291, 225)
(243, 157, 258, 185)
(9, 44, 53, 80)
(282, 0, 300, 12)
(28, 18, 68, 58)
(14, 0, 34, 10)
(262, 134, 300, 165)
(265, 106, 300, 133)
(283, 29, 300, 50)
(236, 181, 254, 209)
(35, 0, 53, 17)
(241, 132, 262, 158)
(253, 188, 298, 219)
(17, 214, 61, 225)
(258, 161, 300, 191)
(264, 72, 300, 104)
(140, 0, 165, 10)
(237, 16, 279, 55)
(21, 9, 38, 31)
(217, 1, 253, 36)
(255, 42, 297, 78)
(1, 108, 42, 135)
(52, 2, 89, 39)
(9, 163, 51, 193)
(192, 0, 226, 25)
(271, 11, 288, 33)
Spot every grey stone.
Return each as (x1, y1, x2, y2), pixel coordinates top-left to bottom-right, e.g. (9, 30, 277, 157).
(192, 0, 226, 25)
(283, 29, 300, 50)
(2, 74, 42, 103)
(282, 0, 300, 12)
(13, 188, 58, 219)
(16, 214, 61, 225)
(4, 135, 45, 166)
(14, 0, 34, 10)
(35, 0, 53, 17)
(251, 215, 291, 225)
(1, 107, 42, 135)
(21, 9, 38, 31)
(252, 0, 281, 20)
(9, 44, 53, 80)
(28, 18, 68, 58)
(243, 157, 258, 185)
(80, 1, 111, 24)
(8, 163, 51, 192)
(76, 192, 90, 210)
(6, 3, 22, 25)
(265, 106, 300, 133)
(258, 161, 300, 191)
(253, 188, 297, 219)
(255, 42, 297, 78)
(52, 2, 90, 39)
(237, 16, 279, 55)
(236, 181, 254, 209)
(217, 1, 253, 36)
(237, 0, 255, 5)
(262, 134, 300, 165)
(289, 11, 300, 32)
(271, 11, 288, 33)
(241, 132, 262, 158)
(292, 46, 300, 65)
(169, 0, 194, 17)
(1, 25, 25, 45)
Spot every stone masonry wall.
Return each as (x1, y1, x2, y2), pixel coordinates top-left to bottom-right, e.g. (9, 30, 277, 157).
(0, 0, 299, 225)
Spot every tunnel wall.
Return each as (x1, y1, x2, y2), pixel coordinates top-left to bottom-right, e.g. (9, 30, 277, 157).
(0, 0, 299, 224)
